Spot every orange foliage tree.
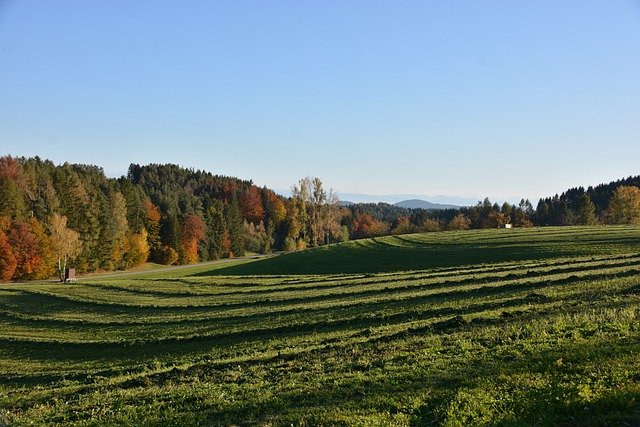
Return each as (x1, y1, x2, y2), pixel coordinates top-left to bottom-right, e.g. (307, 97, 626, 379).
(143, 200, 162, 260)
(353, 212, 388, 239)
(265, 190, 286, 226)
(8, 221, 39, 280)
(240, 186, 265, 224)
(180, 215, 206, 264)
(0, 217, 17, 281)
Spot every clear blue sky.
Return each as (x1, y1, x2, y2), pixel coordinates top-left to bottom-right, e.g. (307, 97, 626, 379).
(1, 1, 639, 204)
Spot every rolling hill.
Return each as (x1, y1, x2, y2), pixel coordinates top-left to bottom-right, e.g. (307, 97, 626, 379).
(1, 226, 639, 426)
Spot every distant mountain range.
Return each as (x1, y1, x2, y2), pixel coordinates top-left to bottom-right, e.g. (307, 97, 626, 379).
(276, 190, 522, 207)
(392, 199, 460, 210)
(339, 198, 460, 210)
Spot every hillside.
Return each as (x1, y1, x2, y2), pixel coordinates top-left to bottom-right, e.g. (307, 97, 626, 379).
(1, 226, 639, 425)
(207, 225, 640, 275)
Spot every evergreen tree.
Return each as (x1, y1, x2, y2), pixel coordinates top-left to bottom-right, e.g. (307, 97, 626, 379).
(204, 200, 226, 260)
(575, 194, 597, 225)
(225, 199, 245, 257)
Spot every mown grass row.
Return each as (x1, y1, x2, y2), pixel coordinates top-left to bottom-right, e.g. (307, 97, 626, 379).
(0, 226, 639, 425)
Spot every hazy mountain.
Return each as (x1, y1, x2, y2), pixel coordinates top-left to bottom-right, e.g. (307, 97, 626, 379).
(393, 199, 460, 210)
(275, 190, 522, 207)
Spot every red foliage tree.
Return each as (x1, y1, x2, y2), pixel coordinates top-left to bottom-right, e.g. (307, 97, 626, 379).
(240, 186, 265, 224)
(353, 212, 388, 239)
(0, 156, 24, 180)
(8, 221, 41, 280)
(0, 217, 17, 281)
(354, 212, 375, 239)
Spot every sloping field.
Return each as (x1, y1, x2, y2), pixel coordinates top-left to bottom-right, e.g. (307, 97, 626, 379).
(207, 226, 640, 275)
(1, 226, 640, 426)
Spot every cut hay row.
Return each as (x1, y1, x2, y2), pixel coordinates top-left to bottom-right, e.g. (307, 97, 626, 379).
(1, 225, 639, 426)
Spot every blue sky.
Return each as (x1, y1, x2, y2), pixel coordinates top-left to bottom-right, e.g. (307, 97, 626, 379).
(1, 1, 639, 204)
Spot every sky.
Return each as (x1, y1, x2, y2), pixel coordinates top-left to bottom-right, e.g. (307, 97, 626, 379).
(1, 1, 639, 205)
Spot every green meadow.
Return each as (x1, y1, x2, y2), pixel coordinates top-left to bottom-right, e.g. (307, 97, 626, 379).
(1, 226, 640, 426)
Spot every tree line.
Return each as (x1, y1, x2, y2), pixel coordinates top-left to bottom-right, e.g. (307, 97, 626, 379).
(0, 157, 344, 281)
(1, 155, 639, 281)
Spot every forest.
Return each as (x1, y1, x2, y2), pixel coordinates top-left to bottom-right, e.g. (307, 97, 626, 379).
(1, 155, 639, 281)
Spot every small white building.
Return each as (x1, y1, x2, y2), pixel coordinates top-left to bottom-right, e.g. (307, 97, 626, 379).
(499, 224, 513, 229)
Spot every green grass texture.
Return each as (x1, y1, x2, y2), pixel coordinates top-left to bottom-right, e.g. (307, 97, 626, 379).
(1, 225, 639, 426)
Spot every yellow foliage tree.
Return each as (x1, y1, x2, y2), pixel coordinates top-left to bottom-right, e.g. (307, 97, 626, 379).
(607, 186, 640, 225)
(48, 213, 82, 281)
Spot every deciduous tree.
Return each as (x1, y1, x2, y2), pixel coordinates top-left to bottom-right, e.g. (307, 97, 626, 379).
(180, 214, 206, 264)
(48, 213, 82, 281)
(0, 217, 17, 281)
(8, 221, 43, 280)
(607, 185, 640, 224)
(240, 186, 265, 224)
(448, 214, 471, 231)
(143, 200, 162, 261)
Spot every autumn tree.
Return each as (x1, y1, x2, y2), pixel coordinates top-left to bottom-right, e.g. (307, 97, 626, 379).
(263, 189, 287, 250)
(290, 179, 310, 247)
(143, 200, 162, 261)
(124, 229, 149, 268)
(447, 214, 471, 231)
(48, 213, 82, 281)
(289, 177, 342, 246)
(309, 177, 327, 246)
(240, 186, 265, 224)
(392, 216, 415, 235)
(0, 217, 17, 281)
(264, 190, 286, 227)
(607, 186, 640, 224)
(27, 217, 56, 279)
(324, 190, 345, 244)
(353, 212, 388, 238)
(8, 220, 50, 280)
(180, 214, 206, 264)
(485, 210, 509, 228)
(513, 199, 533, 227)
(285, 194, 306, 250)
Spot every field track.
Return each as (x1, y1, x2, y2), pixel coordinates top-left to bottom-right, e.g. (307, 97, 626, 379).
(1, 226, 639, 425)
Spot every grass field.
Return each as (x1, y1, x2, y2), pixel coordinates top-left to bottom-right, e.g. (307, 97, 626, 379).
(1, 226, 640, 426)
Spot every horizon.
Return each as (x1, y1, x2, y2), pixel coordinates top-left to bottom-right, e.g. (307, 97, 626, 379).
(2, 2, 639, 203)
